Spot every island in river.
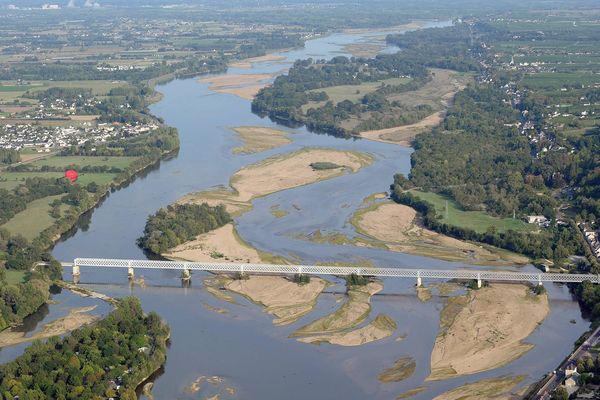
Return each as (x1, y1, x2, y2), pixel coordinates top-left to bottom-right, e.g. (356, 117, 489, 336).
(428, 283, 549, 381)
(351, 199, 529, 266)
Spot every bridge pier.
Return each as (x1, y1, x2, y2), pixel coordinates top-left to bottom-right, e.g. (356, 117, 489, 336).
(416, 271, 422, 287)
(477, 273, 482, 289)
(128, 266, 134, 280)
(181, 268, 191, 282)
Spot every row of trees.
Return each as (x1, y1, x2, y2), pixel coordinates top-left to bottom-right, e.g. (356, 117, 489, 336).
(138, 203, 231, 254)
(0, 297, 170, 400)
(0, 149, 20, 165)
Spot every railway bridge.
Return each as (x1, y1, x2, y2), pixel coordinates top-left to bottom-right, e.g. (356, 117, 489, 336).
(63, 257, 600, 287)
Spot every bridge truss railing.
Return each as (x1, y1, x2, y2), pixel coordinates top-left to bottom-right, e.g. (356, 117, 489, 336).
(72, 258, 600, 284)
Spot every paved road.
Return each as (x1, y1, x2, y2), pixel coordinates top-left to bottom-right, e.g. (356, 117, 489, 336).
(533, 324, 600, 399)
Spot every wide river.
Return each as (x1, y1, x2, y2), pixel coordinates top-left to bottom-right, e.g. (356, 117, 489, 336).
(3, 22, 588, 399)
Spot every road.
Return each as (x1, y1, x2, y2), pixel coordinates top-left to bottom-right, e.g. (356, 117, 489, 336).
(532, 323, 600, 399)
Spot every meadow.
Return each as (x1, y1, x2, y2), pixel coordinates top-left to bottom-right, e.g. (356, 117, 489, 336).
(410, 190, 535, 234)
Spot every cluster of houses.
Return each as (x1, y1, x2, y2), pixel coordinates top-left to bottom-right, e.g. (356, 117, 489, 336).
(581, 223, 600, 260)
(0, 122, 159, 151)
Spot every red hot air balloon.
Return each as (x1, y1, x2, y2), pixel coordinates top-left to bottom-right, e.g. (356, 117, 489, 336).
(65, 169, 78, 183)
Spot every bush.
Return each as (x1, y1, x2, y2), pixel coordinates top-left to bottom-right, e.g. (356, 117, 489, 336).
(345, 273, 368, 286)
(310, 162, 341, 170)
(292, 274, 310, 284)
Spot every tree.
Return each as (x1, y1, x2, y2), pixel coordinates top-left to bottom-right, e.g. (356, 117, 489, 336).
(551, 386, 568, 400)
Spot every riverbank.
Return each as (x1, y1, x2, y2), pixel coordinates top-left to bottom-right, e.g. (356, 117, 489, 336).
(428, 284, 549, 381)
(0, 306, 100, 348)
(351, 199, 529, 265)
(178, 147, 373, 216)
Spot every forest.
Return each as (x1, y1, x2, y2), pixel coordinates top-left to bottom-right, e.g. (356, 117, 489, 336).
(138, 203, 231, 254)
(0, 297, 169, 400)
(0, 228, 63, 332)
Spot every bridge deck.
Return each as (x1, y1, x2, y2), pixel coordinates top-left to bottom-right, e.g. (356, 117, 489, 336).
(71, 258, 600, 284)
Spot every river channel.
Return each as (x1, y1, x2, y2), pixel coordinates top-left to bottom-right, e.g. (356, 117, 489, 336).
(0, 22, 587, 399)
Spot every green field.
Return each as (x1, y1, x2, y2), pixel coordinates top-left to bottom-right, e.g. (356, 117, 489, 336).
(411, 190, 536, 234)
(1, 195, 69, 241)
(5, 270, 27, 285)
(27, 80, 130, 96)
(522, 72, 600, 89)
(0, 85, 35, 92)
(30, 155, 136, 169)
(308, 77, 412, 105)
(0, 172, 118, 190)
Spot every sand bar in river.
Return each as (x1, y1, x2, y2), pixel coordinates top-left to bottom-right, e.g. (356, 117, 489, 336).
(428, 284, 549, 381)
(199, 73, 273, 100)
(165, 223, 264, 264)
(226, 275, 329, 325)
(231, 126, 291, 154)
(352, 201, 529, 266)
(180, 148, 373, 216)
(0, 306, 100, 348)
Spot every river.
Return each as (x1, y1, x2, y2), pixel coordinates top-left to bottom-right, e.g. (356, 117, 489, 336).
(0, 21, 586, 399)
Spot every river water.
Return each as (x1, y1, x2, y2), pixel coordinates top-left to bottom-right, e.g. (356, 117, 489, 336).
(6, 21, 583, 399)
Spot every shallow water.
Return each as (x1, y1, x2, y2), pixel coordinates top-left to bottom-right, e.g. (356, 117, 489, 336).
(42, 20, 591, 399)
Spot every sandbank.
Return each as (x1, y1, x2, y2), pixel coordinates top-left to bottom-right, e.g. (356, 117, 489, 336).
(229, 54, 287, 69)
(226, 275, 329, 325)
(0, 306, 100, 348)
(360, 110, 445, 146)
(165, 223, 263, 264)
(292, 282, 382, 336)
(352, 201, 529, 266)
(179, 148, 373, 216)
(231, 126, 291, 154)
(378, 357, 416, 383)
(428, 284, 549, 380)
(199, 73, 273, 100)
(298, 314, 396, 346)
(432, 375, 526, 400)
